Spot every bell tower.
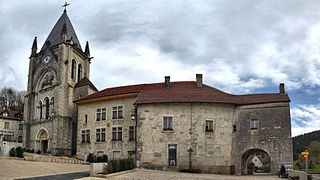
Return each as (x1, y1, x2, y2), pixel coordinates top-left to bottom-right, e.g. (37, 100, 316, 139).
(23, 7, 97, 155)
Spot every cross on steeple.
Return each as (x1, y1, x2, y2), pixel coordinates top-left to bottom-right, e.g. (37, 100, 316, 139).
(62, 2, 70, 13)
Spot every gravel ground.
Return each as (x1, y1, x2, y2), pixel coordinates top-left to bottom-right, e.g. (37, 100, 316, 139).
(0, 156, 89, 180)
(77, 169, 281, 180)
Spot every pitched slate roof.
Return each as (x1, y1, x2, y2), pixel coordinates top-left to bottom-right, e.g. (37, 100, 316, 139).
(75, 81, 290, 105)
(0, 109, 23, 121)
(40, 11, 82, 52)
(75, 77, 98, 92)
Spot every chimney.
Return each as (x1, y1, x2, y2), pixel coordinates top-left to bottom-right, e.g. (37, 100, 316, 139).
(279, 83, 285, 94)
(165, 76, 170, 88)
(196, 74, 203, 88)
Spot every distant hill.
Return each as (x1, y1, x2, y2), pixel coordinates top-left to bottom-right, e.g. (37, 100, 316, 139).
(293, 130, 320, 160)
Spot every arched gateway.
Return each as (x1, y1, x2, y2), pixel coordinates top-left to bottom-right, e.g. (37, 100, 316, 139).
(37, 129, 49, 153)
(241, 149, 271, 175)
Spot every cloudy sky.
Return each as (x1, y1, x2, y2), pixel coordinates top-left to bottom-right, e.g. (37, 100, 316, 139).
(1, 0, 320, 136)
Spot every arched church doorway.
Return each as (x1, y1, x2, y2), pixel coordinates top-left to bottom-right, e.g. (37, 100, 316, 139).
(241, 149, 271, 175)
(38, 129, 49, 153)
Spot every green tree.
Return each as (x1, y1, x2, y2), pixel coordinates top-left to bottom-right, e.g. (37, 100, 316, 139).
(308, 141, 320, 165)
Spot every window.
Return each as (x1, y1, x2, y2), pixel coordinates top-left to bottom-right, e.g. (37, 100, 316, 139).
(205, 120, 213, 132)
(97, 151, 104, 157)
(113, 151, 120, 160)
(81, 129, 91, 143)
(129, 126, 136, 140)
(45, 98, 50, 120)
(19, 124, 23, 130)
(112, 127, 122, 141)
(128, 151, 135, 159)
(39, 101, 42, 120)
(81, 130, 85, 142)
(96, 109, 101, 121)
(96, 129, 100, 142)
(96, 128, 106, 142)
(3, 112, 8, 117)
(112, 106, 123, 119)
(101, 128, 106, 141)
(163, 117, 173, 131)
(77, 64, 82, 82)
(102, 108, 106, 120)
(251, 119, 259, 129)
(84, 114, 88, 124)
(86, 129, 91, 142)
(71, 59, 76, 80)
(4, 122, 9, 129)
(51, 97, 54, 114)
(18, 136, 22, 143)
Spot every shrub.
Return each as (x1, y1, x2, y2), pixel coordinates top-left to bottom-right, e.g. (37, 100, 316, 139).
(102, 155, 108, 162)
(262, 164, 270, 173)
(314, 164, 320, 169)
(23, 148, 26, 152)
(15, 146, 24, 158)
(30, 149, 34, 153)
(293, 161, 301, 170)
(36, 150, 41, 154)
(96, 155, 108, 162)
(120, 159, 126, 171)
(111, 160, 120, 173)
(107, 161, 113, 173)
(9, 147, 15, 157)
(86, 153, 96, 163)
(25, 148, 30, 153)
(128, 158, 134, 169)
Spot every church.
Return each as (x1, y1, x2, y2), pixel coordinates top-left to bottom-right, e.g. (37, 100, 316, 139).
(23, 9, 293, 175)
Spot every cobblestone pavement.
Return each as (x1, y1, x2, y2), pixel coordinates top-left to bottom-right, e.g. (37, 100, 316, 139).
(0, 156, 90, 180)
(78, 169, 281, 180)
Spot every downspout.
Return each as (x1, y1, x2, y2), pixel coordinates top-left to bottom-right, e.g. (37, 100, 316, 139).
(134, 104, 138, 168)
(188, 103, 193, 170)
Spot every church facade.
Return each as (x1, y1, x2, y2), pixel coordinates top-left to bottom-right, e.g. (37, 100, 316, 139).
(23, 10, 293, 175)
(23, 10, 97, 155)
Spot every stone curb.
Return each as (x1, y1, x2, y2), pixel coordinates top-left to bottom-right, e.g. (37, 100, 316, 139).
(92, 169, 136, 178)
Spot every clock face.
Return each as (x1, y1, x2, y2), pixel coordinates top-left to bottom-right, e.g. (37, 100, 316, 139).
(43, 56, 51, 64)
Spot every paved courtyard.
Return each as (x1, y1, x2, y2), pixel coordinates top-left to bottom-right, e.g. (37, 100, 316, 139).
(0, 156, 90, 180)
(78, 169, 281, 180)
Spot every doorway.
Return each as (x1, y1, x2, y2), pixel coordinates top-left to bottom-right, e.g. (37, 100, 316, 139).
(38, 129, 49, 153)
(168, 144, 177, 167)
(41, 140, 48, 153)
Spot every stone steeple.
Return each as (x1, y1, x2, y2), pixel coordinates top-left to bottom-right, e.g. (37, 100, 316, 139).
(31, 36, 37, 56)
(85, 41, 90, 57)
(40, 11, 82, 52)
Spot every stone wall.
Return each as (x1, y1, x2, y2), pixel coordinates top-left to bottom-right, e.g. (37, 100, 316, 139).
(24, 42, 89, 156)
(136, 103, 235, 174)
(76, 97, 136, 160)
(0, 118, 23, 142)
(232, 102, 293, 175)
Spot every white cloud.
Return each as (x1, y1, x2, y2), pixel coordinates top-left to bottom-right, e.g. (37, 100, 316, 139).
(292, 104, 320, 136)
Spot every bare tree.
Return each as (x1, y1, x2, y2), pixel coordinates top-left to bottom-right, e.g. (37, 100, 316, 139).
(0, 87, 26, 112)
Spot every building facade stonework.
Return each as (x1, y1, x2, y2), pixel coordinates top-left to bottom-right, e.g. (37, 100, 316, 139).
(23, 11, 97, 155)
(24, 10, 293, 175)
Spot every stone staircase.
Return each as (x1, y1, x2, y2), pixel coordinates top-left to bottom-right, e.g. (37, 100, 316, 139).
(23, 152, 89, 165)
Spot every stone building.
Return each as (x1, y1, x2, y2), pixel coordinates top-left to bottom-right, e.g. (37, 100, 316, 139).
(23, 10, 97, 155)
(24, 9, 293, 175)
(0, 109, 23, 143)
(0, 109, 23, 156)
(75, 75, 293, 175)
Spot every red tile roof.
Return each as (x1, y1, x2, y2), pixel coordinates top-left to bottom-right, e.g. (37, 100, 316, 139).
(0, 109, 23, 120)
(75, 81, 290, 105)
